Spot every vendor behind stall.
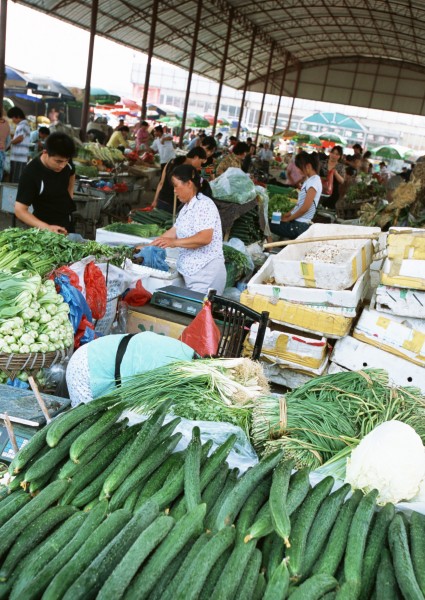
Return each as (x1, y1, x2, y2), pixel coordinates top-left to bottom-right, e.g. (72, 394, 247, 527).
(66, 331, 195, 407)
(151, 164, 226, 295)
(14, 132, 76, 234)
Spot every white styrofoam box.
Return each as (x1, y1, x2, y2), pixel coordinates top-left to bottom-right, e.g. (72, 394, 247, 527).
(123, 259, 184, 294)
(353, 308, 425, 367)
(96, 228, 153, 247)
(259, 361, 315, 389)
(271, 223, 380, 290)
(387, 227, 425, 260)
(331, 336, 425, 394)
(247, 258, 370, 310)
(327, 362, 349, 375)
(248, 323, 328, 370)
(373, 285, 425, 319)
(380, 257, 425, 291)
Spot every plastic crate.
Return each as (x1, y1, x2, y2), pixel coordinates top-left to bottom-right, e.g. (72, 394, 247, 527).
(73, 194, 104, 221)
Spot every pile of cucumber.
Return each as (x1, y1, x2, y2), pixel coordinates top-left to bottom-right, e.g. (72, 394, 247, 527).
(0, 399, 423, 600)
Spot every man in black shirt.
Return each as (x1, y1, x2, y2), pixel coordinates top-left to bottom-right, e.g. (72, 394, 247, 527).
(15, 132, 76, 234)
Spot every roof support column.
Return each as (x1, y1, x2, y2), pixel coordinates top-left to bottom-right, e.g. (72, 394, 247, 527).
(272, 52, 289, 136)
(0, 0, 8, 113)
(179, 0, 202, 148)
(236, 27, 256, 140)
(212, 7, 234, 137)
(286, 61, 301, 130)
(141, 0, 159, 120)
(255, 41, 275, 145)
(80, 0, 98, 142)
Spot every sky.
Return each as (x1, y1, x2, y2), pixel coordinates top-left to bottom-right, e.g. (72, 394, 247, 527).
(5, 3, 137, 94)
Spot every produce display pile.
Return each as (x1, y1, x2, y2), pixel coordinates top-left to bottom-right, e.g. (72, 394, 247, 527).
(222, 245, 252, 285)
(129, 208, 174, 230)
(0, 272, 74, 354)
(0, 229, 133, 276)
(102, 223, 166, 238)
(229, 209, 263, 245)
(252, 369, 425, 470)
(267, 192, 298, 219)
(0, 401, 424, 600)
(76, 144, 125, 165)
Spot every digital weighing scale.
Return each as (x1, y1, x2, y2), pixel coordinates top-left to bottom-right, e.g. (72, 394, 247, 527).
(151, 286, 205, 317)
(0, 385, 71, 463)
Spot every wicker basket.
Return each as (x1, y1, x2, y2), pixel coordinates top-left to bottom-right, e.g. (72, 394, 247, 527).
(0, 347, 73, 379)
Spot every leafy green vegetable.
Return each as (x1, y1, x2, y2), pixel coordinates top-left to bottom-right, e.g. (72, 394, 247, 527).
(103, 222, 165, 238)
(267, 193, 297, 218)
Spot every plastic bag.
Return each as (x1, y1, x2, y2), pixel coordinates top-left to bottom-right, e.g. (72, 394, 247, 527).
(122, 280, 152, 307)
(94, 264, 138, 336)
(133, 246, 169, 272)
(122, 413, 258, 474)
(84, 261, 107, 320)
(210, 167, 257, 204)
(74, 315, 95, 349)
(110, 301, 129, 335)
(55, 274, 93, 334)
(179, 300, 221, 357)
(49, 266, 82, 291)
(321, 170, 334, 196)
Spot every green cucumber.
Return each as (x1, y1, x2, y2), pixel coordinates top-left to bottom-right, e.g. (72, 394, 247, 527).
(28, 466, 57, 494)
(123, 503, 207, 600)
(8, 425, 48, 473)
(205, 467, 237, 531)
(46, 399, 111, 447)
(202, 464, 229, 516)
(0, 491, 30, 527)
(211, 538, 256, 600)
(0, 487, 9, 502)
(267, 531, 285, 582)
(176, 526, 236, 600)
(286, 476, 335, 581)
(286, 468, 312, 513)
(0, 488, 24, 508)
(24, 412, 99, 482)
(9, 511, 87, 600)
(199, 434, 237, 490)
(7, 472, 26, 493)
(360, 502, 396, 599)
(388, 513, 423, 600)
(376, 547, 400, 600)
(148, 542, 193, 600)
(16, 499, 108, 600)
(97, 515, 175, 600)
(149, 463, 186, 511)
(244, 501, 273, 543)
(134, 452, 182, 511)
(235, 479, 270, 544)
(43, 508, 132, 600)
(215, 450, 284, 530)
(253, 572, 267, 600)
(162, 533, 211, 600)
(63, 501, 159, 600)
(0, 504, 77, 581)
(184, 426, 202, 512)
(0, 479, 69, 560)
(123, 488, 139, 512)
(411, 510, 425, 596)
(69, 404, 123, 463)
(101, 401, 172, 498)
(263, 558, 290, 600)
(58, 420, 127, 480)
(199, 546, 233, 600)
(269, 459, 294, 547)
(343, 489, 379, 588)
(60, 423, 138, 505)
(109, 432, 182, 511)
(301, 483, 351, 579)
(289, 574, 338, 600)
(234, 547, 263, 600)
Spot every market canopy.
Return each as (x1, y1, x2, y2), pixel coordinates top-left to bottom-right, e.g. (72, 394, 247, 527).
(370, 144, 413, 160)
(13, 0, 425, 116)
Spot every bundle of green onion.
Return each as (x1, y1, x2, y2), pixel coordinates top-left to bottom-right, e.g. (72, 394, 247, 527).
(103, 358, 269, 436)
(252, 369, 425, 470)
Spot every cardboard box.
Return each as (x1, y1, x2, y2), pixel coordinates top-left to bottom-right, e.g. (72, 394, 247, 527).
(246, 322, 328, 370)
(372, 285, 425, 319)
(271, 223, 379, 290)
(380, 257, 425, 291)
(353, 308, 425, 367)
(240, 290, 355, 338)
(259, 361, 316, 389)
(331, 336, 425, 393)
(127, 309, 188, 339)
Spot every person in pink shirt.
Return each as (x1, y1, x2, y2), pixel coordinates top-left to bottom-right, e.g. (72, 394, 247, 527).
(285, 154, 305, 188)
(136, 120, 151, 151)
(0, 110, 10, 182)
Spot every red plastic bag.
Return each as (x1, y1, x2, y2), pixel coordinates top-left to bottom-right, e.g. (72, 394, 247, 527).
(49, 266, 82, 291)
(74, 316, 95, 349)
(321, 169, 334, 196)
(84, 262, 107, 320)
(123, 280, 152, 306)
(179, 300, 221, 357)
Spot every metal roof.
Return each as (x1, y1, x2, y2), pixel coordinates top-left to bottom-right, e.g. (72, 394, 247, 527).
(13, 0, 425, 116)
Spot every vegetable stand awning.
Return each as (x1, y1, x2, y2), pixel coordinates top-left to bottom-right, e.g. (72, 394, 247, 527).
(11, 0, 425, 117)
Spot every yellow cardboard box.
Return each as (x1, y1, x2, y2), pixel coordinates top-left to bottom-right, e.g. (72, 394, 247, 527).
(127, 309, 187, 339)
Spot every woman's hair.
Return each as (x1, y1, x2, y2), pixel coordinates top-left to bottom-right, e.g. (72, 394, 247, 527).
(7, 106, 25, 120)
(140, 120, 149, 127)
(295, 151, 320, 173)
(201, 136, 217, 151)
(331, 145, 343, 158)
(171, 163, 201, 194)
(186, 147, 207, 160)
(117, 126, 130, 133)
(363, 150, 372, 159)
(233, 141, 249, 156)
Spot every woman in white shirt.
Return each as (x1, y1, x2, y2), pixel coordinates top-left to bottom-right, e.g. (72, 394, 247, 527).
(270, 151, 322, 240)
(151, 164, 226, 294)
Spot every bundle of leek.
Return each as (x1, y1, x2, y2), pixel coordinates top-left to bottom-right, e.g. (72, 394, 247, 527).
(252, 369, 425, 470)
(103, 358, 269, 436)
